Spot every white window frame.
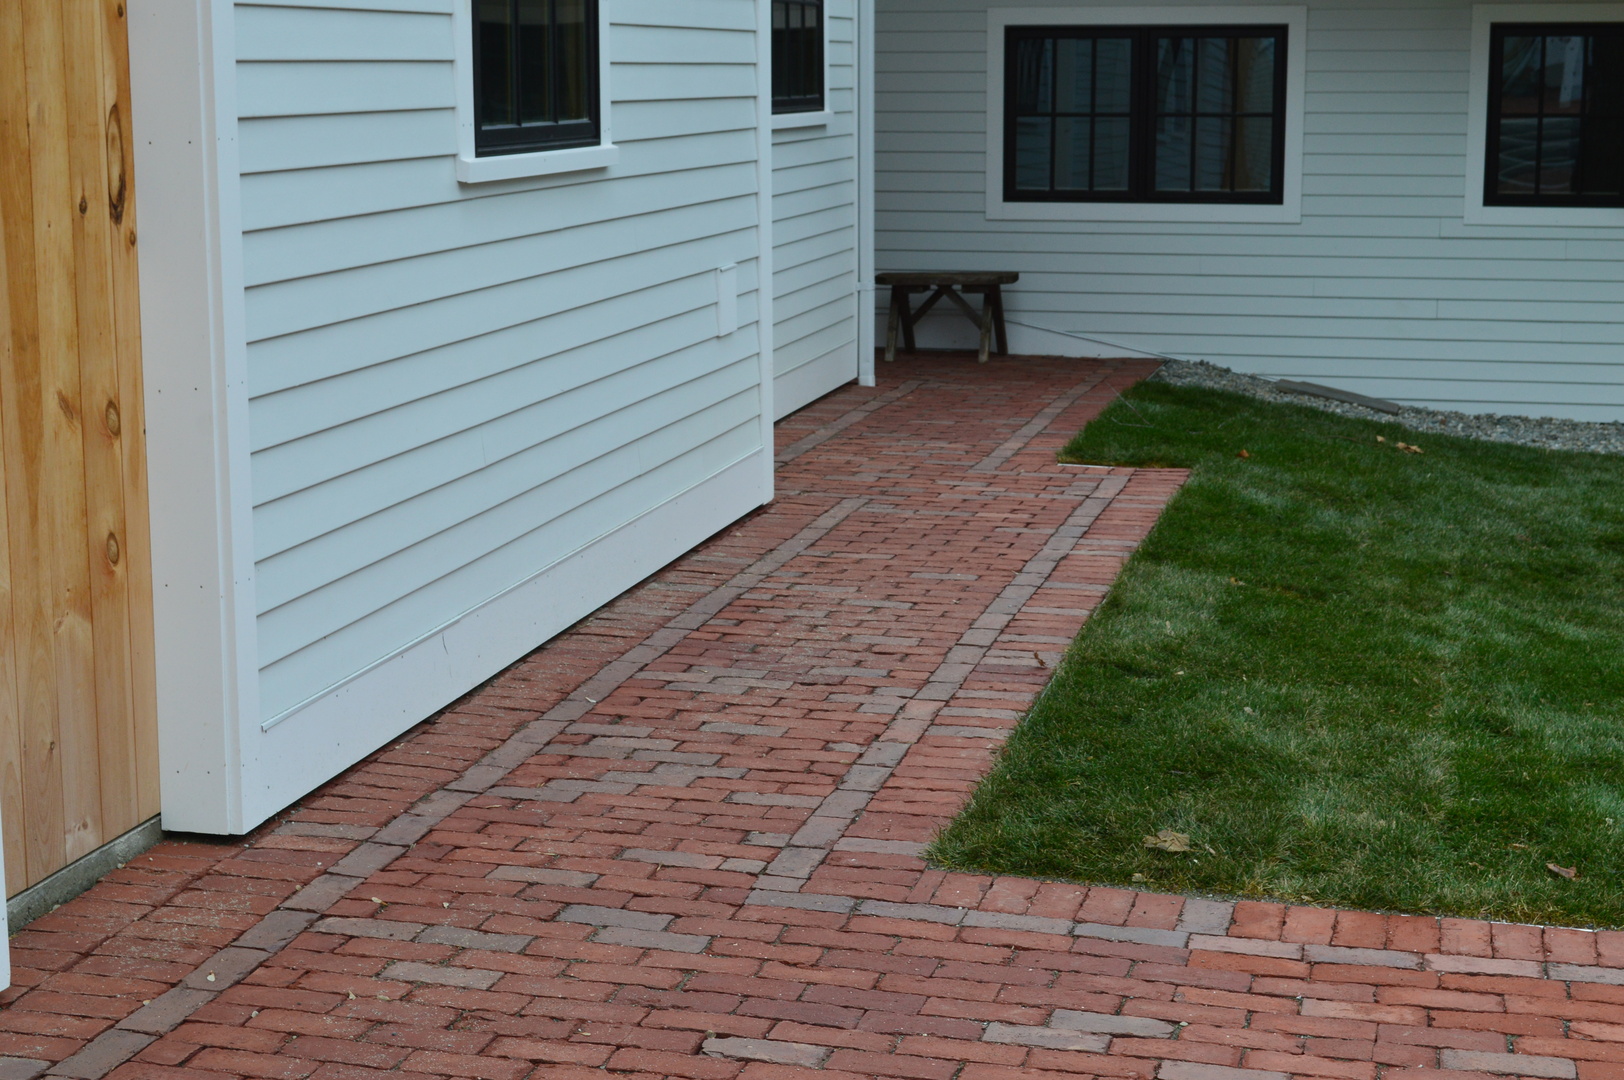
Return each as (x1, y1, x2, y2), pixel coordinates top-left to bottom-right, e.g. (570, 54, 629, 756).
(1466, 3, 1624, 227)
(453, 0, 619, 184)
(985, 4, 1307, 224)
(772, 0, 835, 130)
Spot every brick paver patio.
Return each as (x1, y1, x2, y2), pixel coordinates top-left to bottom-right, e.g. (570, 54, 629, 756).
(3, 355, 1622, 1080)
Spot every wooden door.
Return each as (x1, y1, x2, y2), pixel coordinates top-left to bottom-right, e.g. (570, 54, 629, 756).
(0, 0, 158, 895)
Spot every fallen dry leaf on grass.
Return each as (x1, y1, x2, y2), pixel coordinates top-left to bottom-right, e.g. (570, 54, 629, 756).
(1237, 449, 1251, 459)
(1397, 442, 1424, 454)
(1547, 863, 1579, 880)
(1144, 829, 1193, 853)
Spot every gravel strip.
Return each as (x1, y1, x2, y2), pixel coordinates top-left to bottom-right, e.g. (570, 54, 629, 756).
(1150, 359, 1624, 457)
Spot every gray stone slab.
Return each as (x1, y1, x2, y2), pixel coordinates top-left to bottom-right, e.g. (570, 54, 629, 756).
(328, 843, 406, 880)
(380, 961, 501, 990)
(593, 926, 711, 953)
(282, 870, 365, 909)
(1051, 1010, 1177, 1037)
(370, 814, 437, 847)
(1073, 922, 1190, 949)
(1303, 944, 1422, 969)
(115, 988, 214, 1035)
(837, 765, 892, 793)
(416, 925, 532, 953)
(486, 865, 598, 887)
(766, 846, 827, 880)
(1274, 379, 1402, 414)
(1438, 1050, 1576, 1078)
(962, 910, 1073, 936)
(728, 792, 823, 808)
(1549, 963, 1624, 985)
(312, 917, 426, 941)
(1176, 899, 1235, 935)
(857, 900, 964, 925)
(787, 817, 847, 849)
(45, 1031, 154, 1080)
(815, 789, 874, 818)
(745, 890, 855, 913)
(181, 947, 268, 990)
(622, 848, 722, 869)
(234, 909, 318, 952)
(983, 1024, 1110, 1052)
(557, 905, 673, 931)
(702, 1038, 831, 1067)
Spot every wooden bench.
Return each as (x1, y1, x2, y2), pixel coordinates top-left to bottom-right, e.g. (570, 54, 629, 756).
(877, 271, 1019, 365)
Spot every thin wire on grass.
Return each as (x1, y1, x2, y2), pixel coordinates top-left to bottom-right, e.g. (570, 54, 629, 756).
(1100, 381, 1161, 430)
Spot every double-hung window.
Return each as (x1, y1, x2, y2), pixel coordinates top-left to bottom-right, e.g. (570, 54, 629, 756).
(773, 0, 825, 114)
(474, 0, 600, 156)
(1004, 25, 1288, 204)
(1485, 24, 1624, 206)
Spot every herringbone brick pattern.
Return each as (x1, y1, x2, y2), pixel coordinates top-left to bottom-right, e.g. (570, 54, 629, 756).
(2, 356, 1619, 1080)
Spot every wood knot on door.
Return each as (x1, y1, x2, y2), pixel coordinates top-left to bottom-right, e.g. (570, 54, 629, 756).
(106, 103, 127, 225)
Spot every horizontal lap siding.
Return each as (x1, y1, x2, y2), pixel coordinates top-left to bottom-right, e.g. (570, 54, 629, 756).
(235, 0, 766, 722)
(772, 0, 859, 416)
(877, 0, 1624, 420)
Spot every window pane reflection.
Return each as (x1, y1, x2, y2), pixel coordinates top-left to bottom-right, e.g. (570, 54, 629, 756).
(1095, 117, 1131, 189)
(1155, 115, 1192, 191)
(1490, 24, 1624, 201)
(1014, 117, 1053, 190)
(1054, 117, 1092, 189)
(474, 0, 600, 155)
(477, 0, 513, 127)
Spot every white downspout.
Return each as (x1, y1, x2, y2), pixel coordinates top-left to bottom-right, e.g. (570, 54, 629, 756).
(856, 0, 877, 386)
(756, 0, 778, 491)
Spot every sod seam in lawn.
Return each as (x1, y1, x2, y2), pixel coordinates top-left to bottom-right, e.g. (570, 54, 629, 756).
(929, 380, 1624, 927)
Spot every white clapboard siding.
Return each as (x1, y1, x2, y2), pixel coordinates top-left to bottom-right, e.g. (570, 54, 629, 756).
(877, 0, 1624, 420)
(235, 0, 771, 757)
(771, 0, 860, 418)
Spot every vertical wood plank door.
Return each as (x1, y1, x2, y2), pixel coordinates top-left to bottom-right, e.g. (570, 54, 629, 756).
(0, 0, 158, 895)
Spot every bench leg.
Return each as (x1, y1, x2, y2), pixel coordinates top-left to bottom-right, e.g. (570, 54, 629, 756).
(978, 290, 994, 364)
(991, 285, 1009, 356)
(885, 287, 903, 362)
(902, 289, 922, 353)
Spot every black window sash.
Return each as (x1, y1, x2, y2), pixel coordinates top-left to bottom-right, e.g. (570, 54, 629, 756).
(1003, 24, 1289, 204)
(1485, 22, 1624, 207)
(475, 0, 601, 156)
(773, 0, 826, 113)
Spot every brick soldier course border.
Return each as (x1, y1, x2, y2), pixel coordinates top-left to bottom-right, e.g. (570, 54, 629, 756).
(2, 355, 1621, 1080)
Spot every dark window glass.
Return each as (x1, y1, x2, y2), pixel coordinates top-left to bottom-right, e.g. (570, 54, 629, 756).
(774, 0, 825, 113)
(475, 0, 599, 156)
(1003, 24, 1288, 204)
(1487, 24, 1624, 205)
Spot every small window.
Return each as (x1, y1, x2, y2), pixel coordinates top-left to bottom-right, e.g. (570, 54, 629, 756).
(1004, 25, 1287, 204)
(1486, 24, 1624, 206)
(773, 0, 825, 114)
(474, 0, 600, 156)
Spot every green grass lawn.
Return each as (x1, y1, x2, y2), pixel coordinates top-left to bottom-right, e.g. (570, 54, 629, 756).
(930, 380, 1624, 927)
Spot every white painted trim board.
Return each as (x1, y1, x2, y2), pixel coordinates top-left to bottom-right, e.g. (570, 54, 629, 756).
(127, 0, 262, 836)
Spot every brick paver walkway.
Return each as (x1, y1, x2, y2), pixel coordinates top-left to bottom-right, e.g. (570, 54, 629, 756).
(4, 356, 1623, 1080)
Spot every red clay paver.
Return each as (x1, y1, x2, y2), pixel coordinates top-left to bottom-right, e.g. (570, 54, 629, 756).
(2, 355, 1620, 1080)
